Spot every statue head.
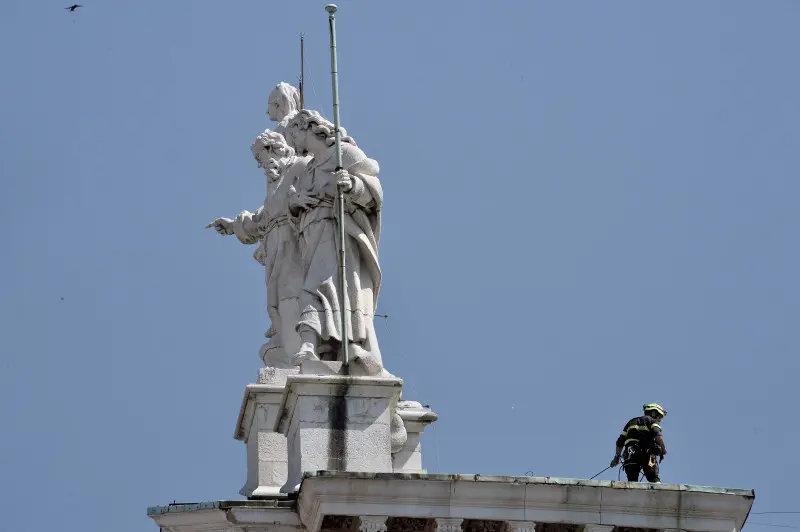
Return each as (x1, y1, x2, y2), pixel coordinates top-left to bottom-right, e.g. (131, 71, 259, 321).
(250, 130, 295, 180)
(285, 109, 355, 156)
(267, 82, 301, 122)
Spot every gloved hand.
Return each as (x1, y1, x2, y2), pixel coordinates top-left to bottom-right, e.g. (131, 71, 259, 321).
(610, 456, 620, 467)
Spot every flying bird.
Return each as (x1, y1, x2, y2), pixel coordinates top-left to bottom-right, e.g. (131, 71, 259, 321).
(65, 4, 83, 12)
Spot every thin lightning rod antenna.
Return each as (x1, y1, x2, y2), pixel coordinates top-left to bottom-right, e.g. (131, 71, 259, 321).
(326, 4, 349, 371)
(299, 33, 305, 110)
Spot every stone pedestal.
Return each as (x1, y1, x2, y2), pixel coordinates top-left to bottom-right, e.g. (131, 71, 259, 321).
(234, 367, 299, 497)
(275, 374, 403, 493)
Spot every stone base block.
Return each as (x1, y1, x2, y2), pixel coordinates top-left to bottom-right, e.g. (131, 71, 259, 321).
(300, 360, 345, 376)
(258, 366, 299, 386)
(276, 374, 403, 492)
(300, 359, 399, 378)
(235, 366, 299, 498)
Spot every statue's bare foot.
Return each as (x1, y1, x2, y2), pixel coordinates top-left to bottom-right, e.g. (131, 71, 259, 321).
(264, 326, 276, 339)
(291, 342, 319, 366)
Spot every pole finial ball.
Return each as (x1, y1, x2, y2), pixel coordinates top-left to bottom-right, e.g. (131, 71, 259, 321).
(325, 4, 338, 14)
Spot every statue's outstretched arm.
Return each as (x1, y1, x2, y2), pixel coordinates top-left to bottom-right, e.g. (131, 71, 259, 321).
(232, 207, 266, 245)
(206, 206, 265, 245)
(206, 217, 235, 235)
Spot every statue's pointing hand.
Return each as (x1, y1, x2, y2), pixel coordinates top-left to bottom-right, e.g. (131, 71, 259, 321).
(334, 169, 353, 192)
(206, 217, 235, 235)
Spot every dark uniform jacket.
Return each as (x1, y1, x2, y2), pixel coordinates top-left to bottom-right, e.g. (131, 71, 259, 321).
(616, 415, 663, 455)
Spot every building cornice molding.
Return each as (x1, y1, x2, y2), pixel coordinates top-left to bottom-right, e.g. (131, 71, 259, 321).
(296, 473, 754, 532)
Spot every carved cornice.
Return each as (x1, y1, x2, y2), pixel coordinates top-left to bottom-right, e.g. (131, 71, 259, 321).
(506, 522, 536, 532)
(296, 473, 754, 532)
(436, 518, 464, 532)
(359, 516, 390, 532)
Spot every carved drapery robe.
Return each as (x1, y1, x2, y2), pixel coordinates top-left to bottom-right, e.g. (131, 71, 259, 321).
(292, 142, 383, 368)
(231, 155, 310, 364)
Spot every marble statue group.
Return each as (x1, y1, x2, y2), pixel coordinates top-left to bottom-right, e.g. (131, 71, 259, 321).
(208, 82, 387, 378)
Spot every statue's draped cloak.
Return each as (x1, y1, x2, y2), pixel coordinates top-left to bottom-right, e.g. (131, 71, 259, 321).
(230, 156, 308, 360)
(295, 142, 383, 360)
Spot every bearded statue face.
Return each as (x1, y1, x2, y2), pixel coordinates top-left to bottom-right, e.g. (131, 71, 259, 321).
(264, 157, 283, 182)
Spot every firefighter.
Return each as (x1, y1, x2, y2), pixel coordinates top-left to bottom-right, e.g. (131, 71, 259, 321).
(609, 403, 667, 483)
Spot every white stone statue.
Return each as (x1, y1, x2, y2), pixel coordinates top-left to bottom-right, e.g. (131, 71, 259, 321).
(267, 82, 301, 145)
(207, 131, 310, 367)
(284, 110, 386, 376)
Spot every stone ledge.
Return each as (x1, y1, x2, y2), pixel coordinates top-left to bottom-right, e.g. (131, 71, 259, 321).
(296, 472, 754, 532)
(300, 471, 755, 496)
(147, 498, 302, 532)
(146, 473, 755, 532)
(235, 384, 287, 440)
(147, 498, 295, 516)
(397, 401, 438, 430)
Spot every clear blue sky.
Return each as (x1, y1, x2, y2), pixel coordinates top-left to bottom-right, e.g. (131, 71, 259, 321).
(1, 1, 798, 531)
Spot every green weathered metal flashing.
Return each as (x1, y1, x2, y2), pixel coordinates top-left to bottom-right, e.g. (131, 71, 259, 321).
(300, 471, 756, 498)
(146, 497, 295, 516)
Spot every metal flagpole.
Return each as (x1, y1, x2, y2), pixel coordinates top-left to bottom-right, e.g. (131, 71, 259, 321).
(325, 4, 349, 370)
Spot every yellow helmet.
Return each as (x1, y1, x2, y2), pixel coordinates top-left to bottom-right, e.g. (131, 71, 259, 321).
(643, 403, 667, 417)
